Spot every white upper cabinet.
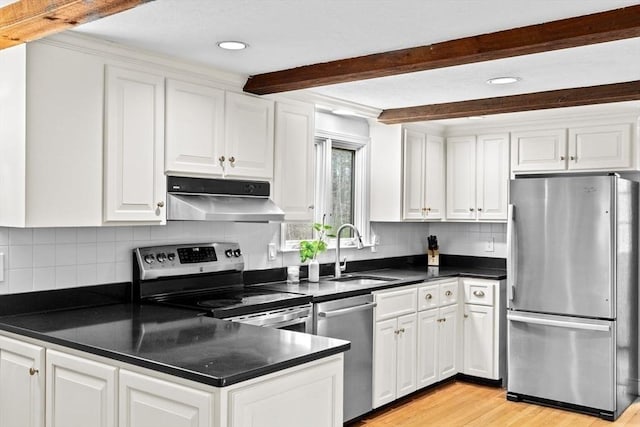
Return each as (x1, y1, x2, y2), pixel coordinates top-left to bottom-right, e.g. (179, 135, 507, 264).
(273, 100, 315, 221)
(447, 134, 509, 221)
(510, 129, 567, 172)
(103, 65, 166, 224)
(512, 122, 635, 173)
(224, 92, 275, 179)
(402, 128, 445, 220)
(0, 42, 104, 227)
(370, 123, 403, 221)
(446, 136, 476, 220)
(165, 79, 225, 176)
(476, 134, 510, 220)
(568, 124, 632, 170)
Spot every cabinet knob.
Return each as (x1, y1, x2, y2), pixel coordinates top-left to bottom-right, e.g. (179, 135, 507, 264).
(464, 314, 469, 318)
(473, 290, 485, 297)
(477, 208, 483, 212)
(425, 293, 432, 300)
(426, 207, 431, 212)
(394, 330, 400, 335)
(219, 155, 225, 163)
(469, 208, 475, 212)
(29, 368, 39, 376)
(570, 156, 576, 161)
(308, 205, 314, 210)
(560, 156, 565, 161)
(399, 328, 405, 333)
(157, 201, 165, 208)
(229, 156, 236, 165)
(445, 290, 452, 296)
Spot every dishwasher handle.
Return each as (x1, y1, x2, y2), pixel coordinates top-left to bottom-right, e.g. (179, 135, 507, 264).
(318, 302, 377, 318)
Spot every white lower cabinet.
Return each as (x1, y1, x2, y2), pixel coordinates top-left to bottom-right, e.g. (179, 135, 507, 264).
(462, 278, 504, 381)
(0, 336, 45, 427)
(0, 333, 343, 427)
(47, 350, 117, 427)
(120, 369, 212, 427)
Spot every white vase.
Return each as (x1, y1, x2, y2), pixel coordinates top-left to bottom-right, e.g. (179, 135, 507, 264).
(308, 259, 320, 282)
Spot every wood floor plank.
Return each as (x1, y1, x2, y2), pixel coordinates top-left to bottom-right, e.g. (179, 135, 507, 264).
(349, 381, 640, 427)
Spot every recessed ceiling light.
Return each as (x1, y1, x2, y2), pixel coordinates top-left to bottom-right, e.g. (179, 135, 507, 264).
(217, 41, 248, 50)
(486, 76, 521, 85)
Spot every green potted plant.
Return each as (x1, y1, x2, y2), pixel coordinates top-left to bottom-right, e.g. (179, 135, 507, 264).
(300, 216, 334, 282)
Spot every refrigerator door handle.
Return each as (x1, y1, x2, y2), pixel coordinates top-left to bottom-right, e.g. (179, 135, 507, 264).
(506, 204, 516, 301)
(508, 313, 611, 332)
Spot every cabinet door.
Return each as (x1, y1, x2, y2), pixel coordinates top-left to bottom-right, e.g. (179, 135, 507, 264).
(396, 314, 417, 399)
(46, 350, 116, 427)
(424, 135, 445, 219)
(476, 134, 509, 220)
(446, 136, 477, 219)
(374, 286, 417, 321)
(119, 369, 212, 427)
(104, 65, 165, 223)
(273, 101, 315, 221)
(373, 319, 397, 408)
(438, 304, 458, 380)
(418, 284, 439, 311)
(402, 129, 426, 220)
(165, 79, 225, 176)
(0, 336, 44, 427)
(568, 124, 632, 170)
(417, 309, 438, 389)
(511, 129, 567, 172)
(224, 92, 275, 179)
(463, 305, 496, 379)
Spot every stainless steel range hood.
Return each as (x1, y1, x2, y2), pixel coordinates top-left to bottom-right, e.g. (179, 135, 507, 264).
(166, 176, 285, 222)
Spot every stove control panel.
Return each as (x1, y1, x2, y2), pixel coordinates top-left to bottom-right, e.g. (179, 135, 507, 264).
(135, 242, 243, 280)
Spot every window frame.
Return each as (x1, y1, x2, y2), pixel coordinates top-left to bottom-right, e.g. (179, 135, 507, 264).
(281, 130, 370, 251)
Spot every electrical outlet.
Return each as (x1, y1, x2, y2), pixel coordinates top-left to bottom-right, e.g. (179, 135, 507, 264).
(485, 238, 495, 252)
(267, 243, 277, 261)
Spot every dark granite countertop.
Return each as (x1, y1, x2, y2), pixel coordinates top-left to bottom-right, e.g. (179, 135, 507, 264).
(253, 265, 506, 302)
(0, 303, 349, 387)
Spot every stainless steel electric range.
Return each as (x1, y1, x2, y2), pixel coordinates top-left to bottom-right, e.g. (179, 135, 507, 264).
(133, 242, 313, 333)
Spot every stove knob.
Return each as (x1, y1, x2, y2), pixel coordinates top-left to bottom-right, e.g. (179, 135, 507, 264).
(167, 253, 176, 261)
(233, 249, 242, 257)
(225, 249, 233, 258)
(156, 253, 167, 263)
(143, 254, 155, 264)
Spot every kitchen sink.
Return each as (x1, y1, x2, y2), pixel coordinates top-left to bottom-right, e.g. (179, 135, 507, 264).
(319, 275, 397, 287)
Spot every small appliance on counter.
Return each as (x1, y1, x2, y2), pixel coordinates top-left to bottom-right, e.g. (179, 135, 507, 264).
(427, 235, 439, 267)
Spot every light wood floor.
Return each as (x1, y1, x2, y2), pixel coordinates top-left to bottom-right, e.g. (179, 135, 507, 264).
(348, 381, 640, 426)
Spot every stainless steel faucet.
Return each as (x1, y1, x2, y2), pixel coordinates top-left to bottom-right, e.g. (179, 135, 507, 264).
(334, 223, 365, 278)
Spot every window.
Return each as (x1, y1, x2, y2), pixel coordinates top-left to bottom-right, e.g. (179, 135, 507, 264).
(283, 132, 369, 248)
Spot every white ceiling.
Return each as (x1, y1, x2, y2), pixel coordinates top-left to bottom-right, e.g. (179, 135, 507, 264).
(71, 0, 640, 120)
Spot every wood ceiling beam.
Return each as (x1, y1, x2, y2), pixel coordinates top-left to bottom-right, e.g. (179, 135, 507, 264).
(243, 5, 640, 95)
(377, 81, 640, 124)
(0, 0, 154, 50)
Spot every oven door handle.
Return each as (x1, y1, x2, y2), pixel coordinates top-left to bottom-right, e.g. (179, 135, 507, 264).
(317, 302, 377, 318)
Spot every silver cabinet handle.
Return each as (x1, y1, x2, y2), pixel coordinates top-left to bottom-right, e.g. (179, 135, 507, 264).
(477, 208, 483, 211)
(570, 156, 576, 161)
(29, 368, 39, 376)
(425, 293, 432, 300)
(508, 313, 610, 332)
(218, 155, 225, 163)
(560, 156, 565, 161)
(229, 156, 236, 165)
(473, 290, 485, 297)
(317, 302, 377, 318)
(157, 201, 165, 208)
(445, 290, 452, 296)
(469, 208, 475, 212)
(464, 314, 469, 318)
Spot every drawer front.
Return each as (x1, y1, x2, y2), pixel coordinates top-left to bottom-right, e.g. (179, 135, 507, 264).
(439, 281, 459, 306)
(374, 287, 417, 321)
(418, 284, 440, 311)
(463, 279, 495, 306)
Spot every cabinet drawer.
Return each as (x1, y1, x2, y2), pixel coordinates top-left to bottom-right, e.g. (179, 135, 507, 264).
(463, 279, 495, 306)
(439, 281, 459, 306)
(374, 287, 417, 321)
(418, 284, 439, 311)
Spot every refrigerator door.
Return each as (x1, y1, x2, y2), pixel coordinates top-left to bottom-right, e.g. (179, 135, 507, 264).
(509, 175, 615, 318)
(508, 311, 615, 411)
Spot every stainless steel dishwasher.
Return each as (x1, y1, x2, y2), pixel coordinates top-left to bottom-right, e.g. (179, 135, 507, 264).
(314, 293, 376, 423)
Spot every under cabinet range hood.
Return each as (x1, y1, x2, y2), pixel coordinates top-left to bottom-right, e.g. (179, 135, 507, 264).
(166, 176, 285, 222)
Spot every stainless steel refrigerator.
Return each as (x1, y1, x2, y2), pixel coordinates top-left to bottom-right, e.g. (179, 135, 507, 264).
(506, 174, 638, 421)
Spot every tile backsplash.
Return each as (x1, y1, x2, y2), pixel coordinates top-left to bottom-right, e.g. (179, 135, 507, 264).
(0, 221, 505, 294)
